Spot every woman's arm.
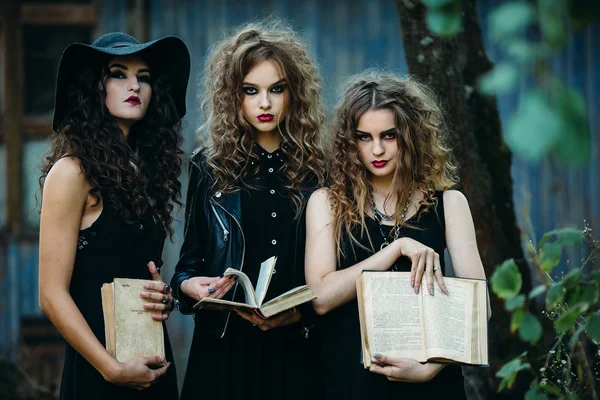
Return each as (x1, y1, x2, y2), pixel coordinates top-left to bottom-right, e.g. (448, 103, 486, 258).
(171, 156, 235, 313)
(444, 190, 492, 318)
(39, 157, 168, 389)
(305, 189, 443, 315)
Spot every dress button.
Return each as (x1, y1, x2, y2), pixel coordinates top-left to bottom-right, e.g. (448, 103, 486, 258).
(271, 212, 277, 218)
(215, 191, 222, 198)
(271, 239, 277, 245)
(139, 224, 144, 230)
(268, 168, 274, 173)
(267, 154, 272, 159)
(269, 189, 275, 195)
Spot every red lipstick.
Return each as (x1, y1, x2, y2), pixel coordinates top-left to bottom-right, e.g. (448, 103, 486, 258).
(125, 96, 141, 105)
(371, 160, 388, 168)
(257, 113, 274, 122)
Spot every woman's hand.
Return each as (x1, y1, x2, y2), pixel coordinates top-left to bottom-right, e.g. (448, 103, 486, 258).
(180, 274, 237, 302)
(369, 353, 441, 383)
(234, 308, 301, 331)
(140, 261, 174, 321)
(104, 355, 170, 390)
(395, 237, 447, 295)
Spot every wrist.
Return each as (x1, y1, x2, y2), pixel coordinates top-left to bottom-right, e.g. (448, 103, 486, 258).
(394, 238, 407, 256)
(100, 358, 122, 383)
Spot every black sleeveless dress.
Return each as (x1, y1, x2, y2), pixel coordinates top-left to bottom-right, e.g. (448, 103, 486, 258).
(59, 201, 178, 400)
(320, 191, 466, 399)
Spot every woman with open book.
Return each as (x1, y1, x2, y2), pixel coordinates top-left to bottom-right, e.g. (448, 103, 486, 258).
(305, 71, 490, 398)
(38, 32, 190, 398)
(171, 20, 327, 400)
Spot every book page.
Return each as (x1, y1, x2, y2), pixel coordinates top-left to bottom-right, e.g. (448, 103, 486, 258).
(362, 273, 425, 362)
(194, 296, 255, 313)
(258, 286, 316, 318)
(255, 256, 277, 307)
(223, 268, 257, 307)
(421, 278, 474, 363)
(113, 279, 165, 363)
(101, 283, 115, 357)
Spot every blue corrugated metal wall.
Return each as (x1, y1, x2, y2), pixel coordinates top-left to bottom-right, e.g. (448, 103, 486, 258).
(2, 0, 598, 390)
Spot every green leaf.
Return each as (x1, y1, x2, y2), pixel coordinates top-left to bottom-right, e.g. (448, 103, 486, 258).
(491, 259, 522, 299)
(511, 308, 524, 332)
(593, 270, 600, 284)
(539, 228, 582, 247)
(540, 242, 562, 272)
(555, 306, 583, 333)
(539, 0, 568, 50)
(496, 357, 532, 391)
(569, 324, 586, 350)
(489, 2, 536, 42)
(422, 0, 455, 8)
(562, 269, 583, 289)
(519, 312, 543, 344)
(525, 385, 549, 400)
(426, 5, 462, 37)
(567, 392, 582, 400)
(505, 91, 563, 162)
(551, 86, 591, 165)
(529, 285, 547, 299)
(546, 283, 564, 309)
(506, 294, 526, 311)
(580, 284, 599, 305)
(539, 381, 561, 396)
(477, 64, 519, 95)
(585, 310, 600, 342)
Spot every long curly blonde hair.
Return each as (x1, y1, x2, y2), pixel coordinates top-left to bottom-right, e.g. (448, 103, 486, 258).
(200, 20, 326, 213)
(329, 71, 458, 258)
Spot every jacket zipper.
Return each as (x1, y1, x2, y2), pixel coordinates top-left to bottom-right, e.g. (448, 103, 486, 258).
(210, 202, 229, 242)
(211, 198, 245, 338)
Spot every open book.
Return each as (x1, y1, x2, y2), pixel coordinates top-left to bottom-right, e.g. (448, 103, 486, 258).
(193, 256, 316, 318)
(357, 271, 488, 367)
(101, 278, 165, 362)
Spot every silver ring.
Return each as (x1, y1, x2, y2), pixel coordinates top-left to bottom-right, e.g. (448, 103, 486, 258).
(162, 298, 169, 305)
(433, 266, 441, 272)
(164, 283, 170, 293)
(207, 287, 216, 295)
(252, 323, 257, 327)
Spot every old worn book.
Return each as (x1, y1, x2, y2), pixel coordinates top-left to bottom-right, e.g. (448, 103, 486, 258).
(101, 278, 165, 362)
(357, 271, 488, 367)
(194, 256, 316, 318)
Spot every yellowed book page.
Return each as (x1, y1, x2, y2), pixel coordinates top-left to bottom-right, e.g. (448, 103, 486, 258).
(421, 278, 474, 364)
(113, 278, 165, 363)
(101, 283, 115, 357)
(474, 281, 489, 365)
(361, 272, 426, 362)
(223, 268, 257, 307)
(255, 256, 277, 307)
(194, 297, 255, 313)
(258, 286, 316, 318)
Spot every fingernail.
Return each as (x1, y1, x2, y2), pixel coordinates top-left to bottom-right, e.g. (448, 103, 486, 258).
(430, 288, 434, 296)
(415, 286, 419, 294)
(143, 284, 150, 289)
(374, 353, 381, 359)
(410, 280, 414, 288)
(445, 288, 449, 295)
(140, 291, 147, 296)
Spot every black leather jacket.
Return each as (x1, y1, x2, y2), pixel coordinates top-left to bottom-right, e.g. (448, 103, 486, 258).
(171, 151, 318, 339)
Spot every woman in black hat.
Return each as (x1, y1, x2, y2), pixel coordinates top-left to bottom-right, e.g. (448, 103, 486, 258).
(38, 32, 190, 399)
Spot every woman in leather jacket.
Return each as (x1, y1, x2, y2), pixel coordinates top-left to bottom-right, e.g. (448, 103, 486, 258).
(171, 20, 327, 400)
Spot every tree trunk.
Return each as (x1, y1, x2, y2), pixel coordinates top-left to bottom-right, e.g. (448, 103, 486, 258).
(396, 0, 532, 398)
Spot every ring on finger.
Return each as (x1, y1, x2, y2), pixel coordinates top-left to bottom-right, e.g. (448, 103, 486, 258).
(207, 286, 216, 295)
(164, 283, 170, 293)
(433, 266, 441, 272)
(162, 294, 169, 305)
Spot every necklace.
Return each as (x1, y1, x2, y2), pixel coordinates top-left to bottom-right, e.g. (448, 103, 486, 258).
(371, 188, 413, 251)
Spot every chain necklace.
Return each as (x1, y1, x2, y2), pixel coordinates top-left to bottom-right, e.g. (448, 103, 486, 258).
(371, 188, 413, 251)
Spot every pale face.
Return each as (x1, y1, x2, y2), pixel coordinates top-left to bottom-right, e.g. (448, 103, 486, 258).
(356, 108, 399, 179)
(103, 55, 152, 135)
(241, 59, 288, 136)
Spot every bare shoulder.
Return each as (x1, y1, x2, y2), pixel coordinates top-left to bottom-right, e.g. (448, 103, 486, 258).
(43, 157, 90, 196)
(443, 190, 470, 211)
(307, 188, 333, 217)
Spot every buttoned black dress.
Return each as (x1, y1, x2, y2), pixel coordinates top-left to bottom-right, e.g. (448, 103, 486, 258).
(180, 145, 323, 400)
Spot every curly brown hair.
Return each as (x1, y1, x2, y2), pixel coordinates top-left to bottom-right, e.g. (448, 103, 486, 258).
(199, 19, 326, 213)
(39, 57, 183, 238)
(329, 71, 458, 258)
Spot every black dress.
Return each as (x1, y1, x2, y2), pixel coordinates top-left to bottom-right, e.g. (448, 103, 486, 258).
(180, 145, 323, 400)
(59, 200, 178, 400)
(320, 192, 466, 399)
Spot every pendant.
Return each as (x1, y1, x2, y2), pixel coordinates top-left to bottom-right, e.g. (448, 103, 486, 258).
(380, 240, 390, 250)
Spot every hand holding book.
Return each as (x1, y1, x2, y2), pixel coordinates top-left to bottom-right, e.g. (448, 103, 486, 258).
(234, 307, 301, 331)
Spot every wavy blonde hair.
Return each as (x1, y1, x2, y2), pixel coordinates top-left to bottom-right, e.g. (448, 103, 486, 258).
(329, 71, 458, 258)
(199, 20, 326, 213)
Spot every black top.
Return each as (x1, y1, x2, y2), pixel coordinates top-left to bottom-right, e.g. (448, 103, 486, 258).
(180, 144, 323, 400)
(320, 191, 466, 399)
(59, 201, 178, 400)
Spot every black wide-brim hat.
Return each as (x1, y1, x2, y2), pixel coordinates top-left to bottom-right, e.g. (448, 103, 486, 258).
(53, 32, 190, 132)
